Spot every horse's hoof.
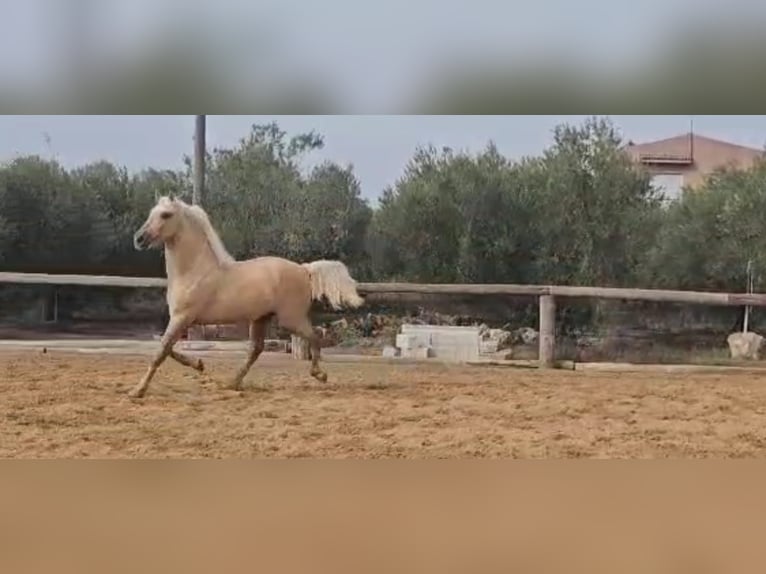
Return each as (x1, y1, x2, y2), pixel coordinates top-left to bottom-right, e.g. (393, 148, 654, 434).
(312, 371, 328, 383)
(224, 379, 243, 391)
(196, 359, 205, 372)
(127, 388, 145, 399)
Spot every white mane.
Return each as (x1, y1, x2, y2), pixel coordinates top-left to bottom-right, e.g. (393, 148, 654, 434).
(175, 199, 235, 265)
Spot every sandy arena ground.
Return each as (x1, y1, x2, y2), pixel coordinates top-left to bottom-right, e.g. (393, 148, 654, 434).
(2, 349, 766, 458)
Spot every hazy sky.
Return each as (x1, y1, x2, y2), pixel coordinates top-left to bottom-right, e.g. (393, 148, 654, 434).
(3, 4, 766, 199)
(1, 115, 765, 200)
(4, 0, 766, 109)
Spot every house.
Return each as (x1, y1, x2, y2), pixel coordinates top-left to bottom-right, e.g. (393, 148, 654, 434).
(624, 132, 764, 200)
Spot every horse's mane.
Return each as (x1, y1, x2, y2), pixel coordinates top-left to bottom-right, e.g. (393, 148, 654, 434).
(174, 199, 236, 265)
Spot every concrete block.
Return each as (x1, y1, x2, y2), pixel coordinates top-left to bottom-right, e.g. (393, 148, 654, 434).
(396, 333, 422, 350)
(382, 346, 401, 358)
(180, 341, 215, 351)
(400, 324, 480, 362)
(401, 324, 480, 334)
(264, 339, 288, 353)
(401, 347, 432, 359)
(480, 340, 499, 354)
(400, 325, 437, 344)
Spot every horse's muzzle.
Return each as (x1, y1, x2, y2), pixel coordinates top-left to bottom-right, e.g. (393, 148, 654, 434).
(133, 230, 150, 250)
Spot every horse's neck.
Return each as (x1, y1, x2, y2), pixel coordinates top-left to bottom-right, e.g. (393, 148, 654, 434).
(164, 228, 220, 285)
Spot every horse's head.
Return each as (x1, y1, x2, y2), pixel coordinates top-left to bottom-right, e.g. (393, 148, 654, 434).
(133, 195, 185, 250)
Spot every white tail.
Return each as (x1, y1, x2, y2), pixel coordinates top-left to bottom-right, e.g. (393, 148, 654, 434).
(302, 260, 365, 310)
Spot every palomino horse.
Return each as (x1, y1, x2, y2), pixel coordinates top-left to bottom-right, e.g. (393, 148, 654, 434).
(129, 195, 365, 398)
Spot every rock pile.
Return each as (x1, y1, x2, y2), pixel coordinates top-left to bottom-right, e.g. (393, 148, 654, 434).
(727, 331, 764, 360)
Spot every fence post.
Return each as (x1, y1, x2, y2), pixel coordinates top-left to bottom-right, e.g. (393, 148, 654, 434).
(291, 335, 310, 360)
(538, 295, 556, 368)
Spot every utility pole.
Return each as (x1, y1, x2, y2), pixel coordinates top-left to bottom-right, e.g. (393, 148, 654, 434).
(689, 116, 695, 160)
(193, 115, 206, 205)
(186, 115, 207, 342)
(744, 259, 754, 333)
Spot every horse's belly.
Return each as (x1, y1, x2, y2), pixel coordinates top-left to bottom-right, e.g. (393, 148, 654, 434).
(195, 283, 274, 324)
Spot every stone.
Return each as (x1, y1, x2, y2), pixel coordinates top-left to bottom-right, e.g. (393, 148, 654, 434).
(486, 328, 512, 350)
(727, 331, 765, 360)
(514, 327, 539, 345)
(331, 318, 349, 329)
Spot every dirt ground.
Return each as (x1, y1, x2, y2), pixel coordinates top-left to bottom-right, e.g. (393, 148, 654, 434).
(2, 349, 766, 458)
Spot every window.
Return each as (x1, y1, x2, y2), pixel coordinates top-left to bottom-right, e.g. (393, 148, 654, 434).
(650, 173, 684, 202)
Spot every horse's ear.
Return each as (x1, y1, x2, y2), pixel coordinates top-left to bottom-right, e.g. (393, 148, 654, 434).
(154, 190, 160, 202)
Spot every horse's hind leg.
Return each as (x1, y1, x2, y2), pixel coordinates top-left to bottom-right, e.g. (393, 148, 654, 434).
(282, 316, 327, 383)
(228, 317, 269, 390)
(170, 349, 205, 372)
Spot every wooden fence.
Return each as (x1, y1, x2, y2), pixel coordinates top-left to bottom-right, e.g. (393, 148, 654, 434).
(3, 271, 766, 368)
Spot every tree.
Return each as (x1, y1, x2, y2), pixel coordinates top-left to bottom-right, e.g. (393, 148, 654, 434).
(0, 156, 116, 272)
(642, 158, 766, 292)
(201, 122, 323, 259)
(531, 116, 662, 287)
(296, 162, 372, 272)
(455, 144, 541, 283)
(368, 145, 467, 282)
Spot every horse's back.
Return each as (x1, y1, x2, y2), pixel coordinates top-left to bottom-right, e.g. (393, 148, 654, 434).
(243, 255, 305, 270)
(223, 256, 307, 291)
(236, 255, 308, 280)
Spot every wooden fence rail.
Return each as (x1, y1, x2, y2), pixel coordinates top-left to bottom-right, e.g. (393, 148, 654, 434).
(1, 272, 765, 368)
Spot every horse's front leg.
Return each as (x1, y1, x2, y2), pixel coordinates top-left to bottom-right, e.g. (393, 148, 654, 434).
(128, 315, 190, 399)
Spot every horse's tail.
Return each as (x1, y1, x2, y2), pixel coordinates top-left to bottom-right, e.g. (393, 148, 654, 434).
(301, 260, 365, 310)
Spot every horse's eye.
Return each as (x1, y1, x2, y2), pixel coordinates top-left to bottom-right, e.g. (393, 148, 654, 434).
(160, 212, 173, 220)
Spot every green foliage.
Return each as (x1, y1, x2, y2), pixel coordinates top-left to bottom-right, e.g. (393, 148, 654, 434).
(0, 116, 763, 331)
(200, 122, 372, 272)
(369, 117, 662, 290)
(532, 117, 663, 287)
(642, 158, 766, 292)
(0, 156, 117, 271)
(297, 162, 372, 270)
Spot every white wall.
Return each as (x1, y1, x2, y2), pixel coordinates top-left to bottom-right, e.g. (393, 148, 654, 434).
(650, 173, 684, 201)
